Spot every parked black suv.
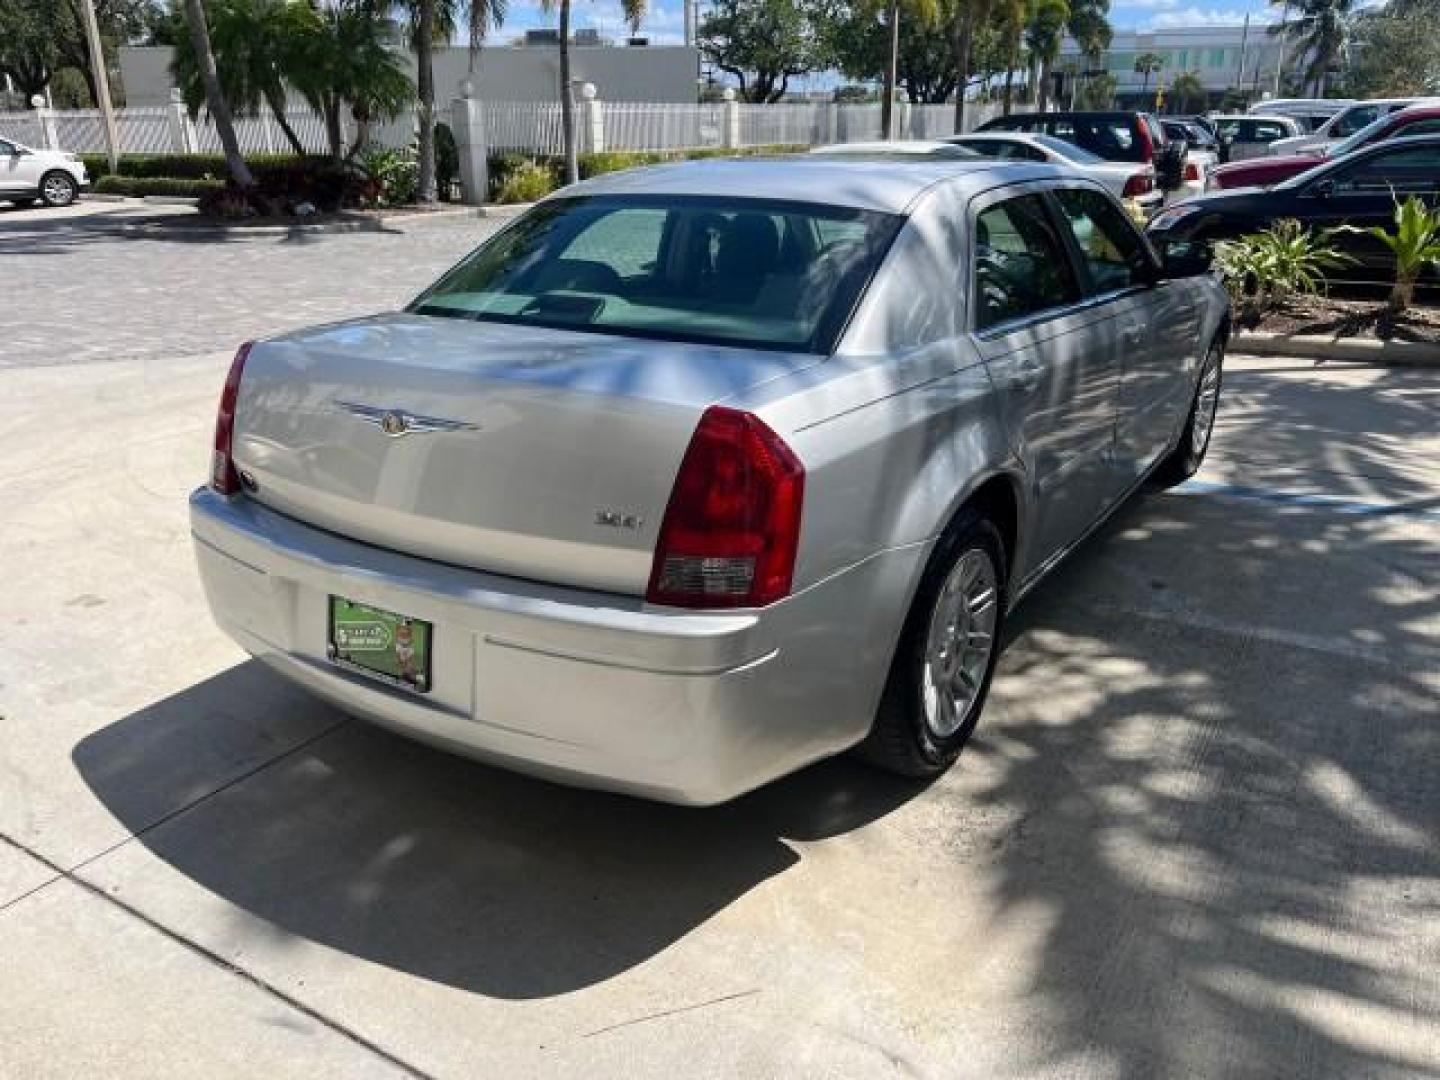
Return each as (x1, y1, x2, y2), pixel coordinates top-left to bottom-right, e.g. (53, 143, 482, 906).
(977, 111, 1187, 190)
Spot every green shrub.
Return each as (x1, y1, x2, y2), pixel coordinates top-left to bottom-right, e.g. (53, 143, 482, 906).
(92, 175, 225, 198)
(80, 153, 312, 181)
(1213, 218, 1353, 320)
(359, 146, 419, 206)
(493, 159, 557, 203)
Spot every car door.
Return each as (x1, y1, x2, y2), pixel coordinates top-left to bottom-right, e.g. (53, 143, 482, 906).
(968, 188, 1124, 578)
(1303, 144, 1440, 277)
(1050, 185, 1201, 482)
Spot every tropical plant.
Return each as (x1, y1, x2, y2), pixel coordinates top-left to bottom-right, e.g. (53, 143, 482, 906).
(181, 0, 253, 186)
(1023, 0, 1069, 111)
(1077, 70, 1116, 108)
(360, 145, 419, 205)
(1212, 218, 1352, 318)
(1066, 0, 1111, 99)
(994, 0, 1027, 112)
(1333, 196, 1440, 313)
(169, 0, 311, 154)
(405, 0, 507, 205)
(1268, 0, 1359, 95)
(1169, 69, 1206, 113)
(537, 0, 647, 185)
(1133, 50, 1163, 92)
(286, 0, 413, 162)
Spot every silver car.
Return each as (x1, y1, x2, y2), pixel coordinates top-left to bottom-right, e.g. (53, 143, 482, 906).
(190, 157, 1228, 805)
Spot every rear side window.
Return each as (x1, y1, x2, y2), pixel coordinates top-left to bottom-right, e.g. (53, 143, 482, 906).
(1332, 106, 1382, 137)
(1398, 118, 1440, 138)
(1052, 188, 1152, 295)
(973, 195, 1080, 331)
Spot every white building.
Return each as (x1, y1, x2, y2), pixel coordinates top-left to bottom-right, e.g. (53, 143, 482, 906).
(1058, 25, 1301, 110)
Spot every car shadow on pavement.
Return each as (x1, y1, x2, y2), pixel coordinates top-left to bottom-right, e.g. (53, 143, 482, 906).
(72, 660, 929, 1000)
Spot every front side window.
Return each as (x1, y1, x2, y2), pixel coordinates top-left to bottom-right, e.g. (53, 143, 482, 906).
(973, 195, 1080, 331)
(411, 195, 903, 354)
(1052, 188, 1152, 295)
(1331, 106, 1381, 138)
(1252, 121, 1290, 142)
(1327, 146, 1440, 196)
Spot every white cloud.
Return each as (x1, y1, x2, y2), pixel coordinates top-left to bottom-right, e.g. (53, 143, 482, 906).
(1122, 0, 1183, 10)
(1148, 6, 1278, 26)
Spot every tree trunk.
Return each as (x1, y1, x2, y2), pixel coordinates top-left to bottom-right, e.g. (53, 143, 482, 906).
(881, 0, 899, 139)
(559, 0, 578, 185)
(324, 97, 343, 161)
(264, 88, 307, 155)
(183, 0, 252, 186)
(952, 8, 973, 132)
(416, 0, 437, 203)
(1003, 59, 1016, 114)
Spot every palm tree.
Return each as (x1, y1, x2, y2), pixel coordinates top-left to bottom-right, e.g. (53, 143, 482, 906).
(1169, 69, 1205, 113)
(1269, 0, 1358, 95)
(181, 0, 253, 186)
(1133, 50, 1164, 93)
(288, 0, 413, 161)
(1066, 0, 1111, 108)
(538, 0, 647, 185)
(170, 0, 311, 155)
(948, 0, 993, 131)
(1024, 0, 1069, 111)
(407, 0, 507, 204)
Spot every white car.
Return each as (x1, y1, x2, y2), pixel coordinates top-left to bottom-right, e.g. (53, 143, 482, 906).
(0, 137, 87, 207)
(941, 133, 1163, 215)
(1247, 98, 1353, 134)
(1267, 98, 1440, 156)
(1208, 114, 1305, 161)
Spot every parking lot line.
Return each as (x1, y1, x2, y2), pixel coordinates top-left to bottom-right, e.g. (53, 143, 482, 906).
(1179, 479, 1440, 522)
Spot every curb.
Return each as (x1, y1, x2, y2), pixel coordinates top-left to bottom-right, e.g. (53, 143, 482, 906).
(1233, 330, 1440, 367)
(87, 202, 530, 238)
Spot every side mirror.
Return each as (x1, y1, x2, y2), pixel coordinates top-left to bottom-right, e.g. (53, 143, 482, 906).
(1309, 178, 1335, 200)
(1160, 241, 1213, 278)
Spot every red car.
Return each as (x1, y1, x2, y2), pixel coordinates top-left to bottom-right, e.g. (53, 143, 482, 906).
(1208, 105, 1440, 190)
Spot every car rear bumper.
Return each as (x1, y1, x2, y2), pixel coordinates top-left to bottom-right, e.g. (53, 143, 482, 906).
(190, 488, 921, 805)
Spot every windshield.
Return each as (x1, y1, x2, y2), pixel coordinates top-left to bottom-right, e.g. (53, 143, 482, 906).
(410, 195, 904, 354)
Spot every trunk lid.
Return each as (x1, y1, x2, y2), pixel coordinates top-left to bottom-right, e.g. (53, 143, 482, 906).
(231, 313, 820, 595)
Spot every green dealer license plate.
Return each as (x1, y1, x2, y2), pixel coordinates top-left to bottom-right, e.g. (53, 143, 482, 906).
(328, 597, 432, 693)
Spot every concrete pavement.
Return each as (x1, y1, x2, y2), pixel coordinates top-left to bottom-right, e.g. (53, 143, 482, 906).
(2, 205, 1438, 1078)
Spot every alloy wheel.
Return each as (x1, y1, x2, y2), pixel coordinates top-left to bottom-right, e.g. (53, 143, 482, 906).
(921, 547, 1000, 739)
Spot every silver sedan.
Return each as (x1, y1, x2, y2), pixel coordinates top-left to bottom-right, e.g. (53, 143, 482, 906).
(190, 157, 1229, 804)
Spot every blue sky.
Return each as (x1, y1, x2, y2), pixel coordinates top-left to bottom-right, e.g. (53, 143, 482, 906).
(494, 0, 1281, 43)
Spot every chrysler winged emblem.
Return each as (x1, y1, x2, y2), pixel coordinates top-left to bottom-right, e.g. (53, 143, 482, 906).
(337, 401, 479, 438)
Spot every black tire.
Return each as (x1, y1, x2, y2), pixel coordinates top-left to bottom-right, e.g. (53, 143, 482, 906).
(859, 508, 1008, 778)
(39, 171, 78, 208)
(1156, 339, 1224, 488)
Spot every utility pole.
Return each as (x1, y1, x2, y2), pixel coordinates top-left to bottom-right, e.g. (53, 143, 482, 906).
(1235, 14, 1250, 103)
(78, 0, 119, 172)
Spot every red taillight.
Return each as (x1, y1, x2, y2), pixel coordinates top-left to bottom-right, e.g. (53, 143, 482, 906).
(646, 406, 805, 609)
(211, 341, 253, 495)
(1123, 172, 1154, 197)
(1184, 161, 1201, 182)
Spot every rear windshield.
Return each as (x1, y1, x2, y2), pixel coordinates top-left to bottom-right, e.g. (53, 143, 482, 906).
(410, 195, 903, 354)
(982, 115, 1148, 162)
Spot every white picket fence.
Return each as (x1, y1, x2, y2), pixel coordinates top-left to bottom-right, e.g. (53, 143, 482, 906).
(0, 98, 1009, 158)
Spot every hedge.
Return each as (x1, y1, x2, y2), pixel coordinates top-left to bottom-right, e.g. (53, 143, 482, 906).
(487, 145, 808, 204)
(80, 153, 316, 181)
(92, 175, 225, 198)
